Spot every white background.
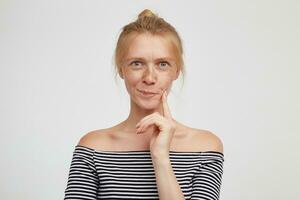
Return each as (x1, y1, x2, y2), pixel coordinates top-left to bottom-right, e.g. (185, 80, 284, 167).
(1, 0, 299, 199)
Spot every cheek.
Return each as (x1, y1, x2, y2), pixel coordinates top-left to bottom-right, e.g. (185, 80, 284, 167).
(161, 75, 174, 87)
(124, 73, 140, 92)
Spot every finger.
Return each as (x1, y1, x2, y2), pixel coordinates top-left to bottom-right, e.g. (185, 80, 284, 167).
(136, 116, 156, 134)
(162, 90, 172, 119)
(136, 113, 155, 128)
(137, 116, 163, 134)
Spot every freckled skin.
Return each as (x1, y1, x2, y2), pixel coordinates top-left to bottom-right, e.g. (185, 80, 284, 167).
(120, 33, 180, 111)
(78, 33, 223, 154)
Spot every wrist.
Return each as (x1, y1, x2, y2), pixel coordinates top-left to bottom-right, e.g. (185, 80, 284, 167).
(151, 151, 170, 162)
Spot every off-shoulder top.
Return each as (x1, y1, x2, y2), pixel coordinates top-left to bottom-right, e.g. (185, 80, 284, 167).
(64, 145, 225, 200)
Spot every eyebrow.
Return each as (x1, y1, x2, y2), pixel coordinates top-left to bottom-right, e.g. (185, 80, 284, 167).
(125, 57, 175, 62)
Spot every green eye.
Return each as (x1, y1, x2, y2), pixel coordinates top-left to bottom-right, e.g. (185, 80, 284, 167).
(159, 62, 170, 68)
(130, 61, 143, 67)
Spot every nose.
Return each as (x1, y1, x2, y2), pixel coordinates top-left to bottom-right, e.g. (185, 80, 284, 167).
(142, 66, 157, 85)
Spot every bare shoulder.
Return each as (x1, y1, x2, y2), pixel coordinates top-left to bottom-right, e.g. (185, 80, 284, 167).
(77, 129, 111, 150)
(192, 128, 224, 153)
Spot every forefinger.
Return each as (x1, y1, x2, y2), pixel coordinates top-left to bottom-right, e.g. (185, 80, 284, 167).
(162, 90, 172, 119)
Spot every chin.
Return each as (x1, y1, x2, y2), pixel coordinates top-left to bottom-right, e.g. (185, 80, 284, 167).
(134, 97, 160, 110)
(139, 101, 160, 110)
(140, 105, 158, 111)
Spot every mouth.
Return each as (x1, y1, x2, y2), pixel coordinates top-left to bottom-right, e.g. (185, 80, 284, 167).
(137, 89, 158, 97)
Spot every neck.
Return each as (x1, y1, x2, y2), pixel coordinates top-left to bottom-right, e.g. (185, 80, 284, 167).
(119, 99, 167, 133)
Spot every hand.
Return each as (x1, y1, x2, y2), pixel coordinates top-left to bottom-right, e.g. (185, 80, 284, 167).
(135, 90, 176, 158)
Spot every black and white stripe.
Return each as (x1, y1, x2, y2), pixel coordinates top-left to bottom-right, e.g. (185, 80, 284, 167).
(64, 145, 224, 200)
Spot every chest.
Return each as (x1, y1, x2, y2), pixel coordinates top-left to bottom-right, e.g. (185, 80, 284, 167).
(108, 128, 195, 151)
(94, 152, 201, 199)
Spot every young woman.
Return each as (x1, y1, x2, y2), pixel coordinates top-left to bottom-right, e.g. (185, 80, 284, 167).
(64, 9, 224, 200)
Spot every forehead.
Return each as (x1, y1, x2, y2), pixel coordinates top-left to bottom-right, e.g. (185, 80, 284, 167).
(125, 33, 175, 61)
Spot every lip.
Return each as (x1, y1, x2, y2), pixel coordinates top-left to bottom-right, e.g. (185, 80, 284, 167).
(137, 89, 158, 97)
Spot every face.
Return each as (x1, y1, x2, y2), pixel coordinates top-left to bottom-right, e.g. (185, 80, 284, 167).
(120, 33, 180, 110)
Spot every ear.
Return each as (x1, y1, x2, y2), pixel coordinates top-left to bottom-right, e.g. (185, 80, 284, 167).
(118, 67, 124, 79)
(173, 68, 180, 80)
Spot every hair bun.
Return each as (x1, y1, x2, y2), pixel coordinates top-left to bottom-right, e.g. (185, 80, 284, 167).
(138, 9, 156, 18)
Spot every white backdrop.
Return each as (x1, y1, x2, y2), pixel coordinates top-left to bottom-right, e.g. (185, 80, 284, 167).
(1, 0, 299, 199)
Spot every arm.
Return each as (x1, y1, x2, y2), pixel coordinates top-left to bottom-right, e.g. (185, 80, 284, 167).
(64, 145, 99, 200)
(190, 131, 225, 200)
(136, 91, 186, 199)
(152, 154, 186, 200)
(151, 130, 224, 200)
(191, 152, 224, 200)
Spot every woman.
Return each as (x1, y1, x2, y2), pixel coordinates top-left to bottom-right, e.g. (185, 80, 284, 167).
(64, 9, 224, 200)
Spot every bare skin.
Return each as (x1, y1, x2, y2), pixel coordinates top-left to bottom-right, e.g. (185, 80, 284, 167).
(75, 32, 223, 200)
(78, 33, 223, 153)
(78, 121, 222, 152)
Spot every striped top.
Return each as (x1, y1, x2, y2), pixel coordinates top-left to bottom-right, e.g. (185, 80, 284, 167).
(64, 145, 225, 200)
